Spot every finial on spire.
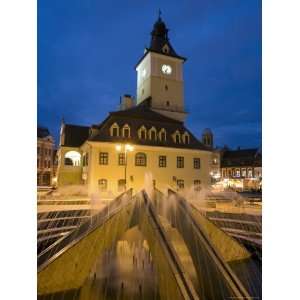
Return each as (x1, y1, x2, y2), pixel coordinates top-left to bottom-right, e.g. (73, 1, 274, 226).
(158, 8, 162, 20)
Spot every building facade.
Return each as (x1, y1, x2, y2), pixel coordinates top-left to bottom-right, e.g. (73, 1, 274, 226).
(220, 148, 262, 191)
(37, 127, 55, 186)
(56, 15, 216, 196)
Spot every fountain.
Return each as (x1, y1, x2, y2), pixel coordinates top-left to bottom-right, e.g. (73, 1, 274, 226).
(37, 175, 261, 300)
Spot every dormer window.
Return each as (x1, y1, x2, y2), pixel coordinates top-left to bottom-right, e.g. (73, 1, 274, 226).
(149, 127, 157, 141)
(122, 124, 130, 138)
(182, 132, 190, 144)
(110, 123, 119, 137)
(138, 126, 147, 140)
(173, 130, 181, 144)
(162, 44, 170, 54)
(159, 128, 167, 142)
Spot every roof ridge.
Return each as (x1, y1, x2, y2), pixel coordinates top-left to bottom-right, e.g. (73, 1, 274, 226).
(64, 123, 90, 129)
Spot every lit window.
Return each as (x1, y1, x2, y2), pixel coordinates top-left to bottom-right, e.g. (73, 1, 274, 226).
(173, 131, 181, 143)
(242, 168, 246, 177)
(135, 152, 147, 166)
(194, 180, 201, 191)
(177, 179, 184, 189)
(138, 126, 147, 140)
(112, 127, 118, 137)
(122, 124, 130, 138)
(177, 156, 184, 168)
(194, 158, 201, 169)
(150, 131, 155, 140)
(248, 168, 253, 178)
(118, 153, 125, 165)
(182, 132, 189, 144)
(99, 152, 109, 165)
(159, 155, 167, 168)
(110, 123, 119, 137)
(149, 127, 157, 140)
(98, 179, 107, 191)
(235, 169, 240, 177)
(159, 129, 167, 141)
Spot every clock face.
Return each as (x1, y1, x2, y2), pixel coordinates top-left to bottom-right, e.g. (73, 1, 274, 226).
(161, 64, 172, 75)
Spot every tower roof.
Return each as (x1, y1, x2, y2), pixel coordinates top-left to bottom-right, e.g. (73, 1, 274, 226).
(135, 12, 186, 68)
(147, 12, 186, 60)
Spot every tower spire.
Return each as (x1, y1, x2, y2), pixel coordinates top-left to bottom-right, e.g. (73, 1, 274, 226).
(158, 8, 162, 21)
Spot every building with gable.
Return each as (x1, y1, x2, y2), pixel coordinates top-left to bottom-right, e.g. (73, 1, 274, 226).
(220, 147, 262, 191)
(56, 14, 219, 195)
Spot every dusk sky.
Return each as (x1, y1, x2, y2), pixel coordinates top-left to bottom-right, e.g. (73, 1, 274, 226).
(38, 0, 261, 149)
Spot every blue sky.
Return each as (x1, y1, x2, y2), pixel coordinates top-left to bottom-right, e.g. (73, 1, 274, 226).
(38, 0, 261, 148)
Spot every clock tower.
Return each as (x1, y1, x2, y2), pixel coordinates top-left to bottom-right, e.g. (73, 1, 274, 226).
(135, 13, 187, 122)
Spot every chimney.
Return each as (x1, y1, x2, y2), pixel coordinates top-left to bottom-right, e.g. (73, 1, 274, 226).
(120, 94, 135, 110)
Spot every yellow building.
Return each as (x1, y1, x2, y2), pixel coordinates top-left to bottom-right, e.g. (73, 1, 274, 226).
(56, 15, 216, 196)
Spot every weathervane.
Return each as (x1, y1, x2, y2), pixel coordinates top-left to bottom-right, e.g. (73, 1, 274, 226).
(158, 8, 162, 20)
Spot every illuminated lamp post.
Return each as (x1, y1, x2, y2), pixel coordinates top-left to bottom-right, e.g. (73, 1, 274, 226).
(115, 144, 134, 191)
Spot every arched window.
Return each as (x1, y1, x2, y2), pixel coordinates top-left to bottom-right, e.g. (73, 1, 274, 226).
(162, 44, 170, 54)
(173, 130, 181, 144)
(138, 126, 147, 140)
(122, 124, 130, 138)
(98, 179, 107, 191)
(64, 151, 81, 166)
(182, 132, 190, 144)
(149, 127, 157, 141)
(159, 129, 167, 142)
(135, 152, 147, 166)
(110, 123, 119, 137)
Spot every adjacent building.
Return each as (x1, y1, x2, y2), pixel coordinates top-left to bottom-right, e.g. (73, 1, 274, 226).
(56, 15, 216, 196)
(220, 148, 262, 191)
(37, 127, 55, 186)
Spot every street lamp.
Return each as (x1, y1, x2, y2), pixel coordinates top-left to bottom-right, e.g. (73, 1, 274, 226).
(115, 143, 134, 191)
